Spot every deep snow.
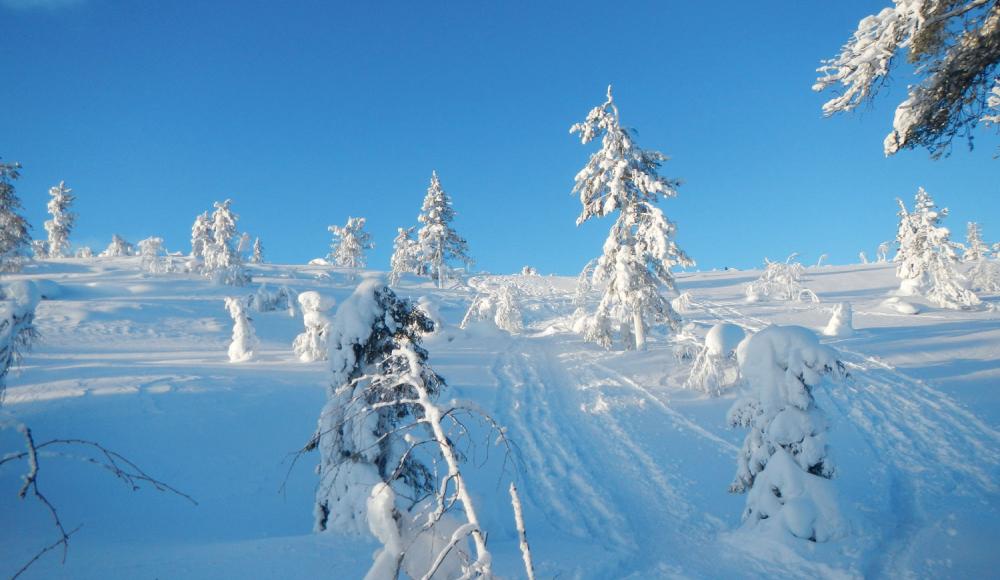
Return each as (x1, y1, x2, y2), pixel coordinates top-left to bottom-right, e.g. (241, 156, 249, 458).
(1, 258, 998, 579)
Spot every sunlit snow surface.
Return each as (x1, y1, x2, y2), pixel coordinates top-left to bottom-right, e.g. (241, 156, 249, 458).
(1, 258, 998, 578)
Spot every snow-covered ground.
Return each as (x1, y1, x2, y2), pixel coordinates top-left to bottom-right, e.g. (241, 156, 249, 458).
(1, 258, 998, 579)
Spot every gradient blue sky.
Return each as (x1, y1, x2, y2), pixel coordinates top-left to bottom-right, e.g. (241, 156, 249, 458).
(3, 0, 998, 274)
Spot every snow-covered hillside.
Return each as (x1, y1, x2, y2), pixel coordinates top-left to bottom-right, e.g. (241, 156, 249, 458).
(1, 258, 998, 579)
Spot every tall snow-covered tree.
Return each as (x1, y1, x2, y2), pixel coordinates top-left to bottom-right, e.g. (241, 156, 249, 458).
(0, 160, 32, 273)
(814, 0, 1000, 157)
(311, 280, 494, 578)
(190, 211, 213, 261)
(570, 86, 694, 350)
(894, 188, 980, 308)
(964, 221, 989, 261)
(415, 171, 473, 288)
(203, 199, 250, 286)
(728, 325, 845, 542)
(251, 237, 264, 264)
(44, 181, 76, 258)
(388, 226, 420, 286)
(327, 216, 373, 269)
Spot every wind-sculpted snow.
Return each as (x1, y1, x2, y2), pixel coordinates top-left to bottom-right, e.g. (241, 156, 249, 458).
(1, 259, 998, 578)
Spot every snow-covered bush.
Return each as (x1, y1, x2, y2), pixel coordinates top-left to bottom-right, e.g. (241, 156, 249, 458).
(571, 86, 694, 350)
(44, 181, 76, 258)
(224, 296, 257, 363)
(203, 200, 250, 286)
(670, 291, 694, 315)
(310, 280, 498, 578)
(745, 254, 819, 303)
(728, 325, 845, 542)
(138, 237, 170, 275)
(0, 160, 31, 273)
(460, 284, 524, 334)
(822, 302, 855, 338)
(415, 171, 474, 288)
(31, 240, 49, 260)
(858, 251, 869, 264)
(100, 234, 134, 257)
(0, 280, 40, 403)
(968, 258, 1000, 293)
(685, 323, 745, 396)
(292, 291, 331, 362)
(75, 246, 93, 258)
(894, 189, 980, 309)
(388, 226, 420, 286)
(328, 216, 373, 270)
(521, 266, 539, 276)
(251, 284, 296, 315)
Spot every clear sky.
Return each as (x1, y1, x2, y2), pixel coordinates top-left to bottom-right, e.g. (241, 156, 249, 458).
(2, 0, 998, 275)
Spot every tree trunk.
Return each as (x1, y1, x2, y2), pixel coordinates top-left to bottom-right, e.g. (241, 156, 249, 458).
(632, 310, 646, 351)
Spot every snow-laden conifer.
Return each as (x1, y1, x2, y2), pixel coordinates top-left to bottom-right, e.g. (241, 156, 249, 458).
(963, 222, 989, 262)
(292, 291, 331, 362)
(251, 237, 264, 264)
(311, 279, 496, 578)
(0, 160, 31, 273)
(728, 325, 845, 542)
(0, 280, 40, 404)
(203, 200, 250, 286)
(570, 86, 693, 350)
(894, 189, 980, 309)
(388, 226, 420, 286)
(44, 181, 75, 258)
(328, 216, 373, 270)
(138, 237, 169, 275)
(100, 234, 134, 257)
(224, 296, 257, 362)
(190, 211, 212, 261)
(415, 172, 473, 288)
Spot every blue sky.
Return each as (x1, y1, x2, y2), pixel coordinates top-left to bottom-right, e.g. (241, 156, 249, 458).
(2, 0, 997, 274)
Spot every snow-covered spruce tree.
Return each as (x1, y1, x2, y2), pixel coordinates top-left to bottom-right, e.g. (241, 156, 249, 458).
(814, 0, 1000, 157)
(328, 216, 373, 270)
(292, 291, 331, 362)
(311, 279, 493, 578)
(415, 171, 474, 288)
(203, 199, 250, 286)
(388, 226, 420, 286)
(894, 188, 980, 308)
(190, 211, 213, 262)
(251, 237, 264, 264)
(223, 296, 257, 362)
(138, 237, 168, 275)
(964, 221, 989, 262)
(100, 234, 134, 257)
(0, 280, 40, 404)
(0, 160, 32, 273)
(728, 325, 845, 542)
(44, 181, 76, 258)
(570, 86, 694, 350)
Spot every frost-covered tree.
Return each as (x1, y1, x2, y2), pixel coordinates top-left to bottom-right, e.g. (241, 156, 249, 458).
(75, 246, 93, 258)
(203, 199, 250, 286)
(964, 221, 989, 261)
(416, 171, 474, 288)
(814, 0, 1000, 157)
(388, 226, 420, 286)
(0, 281, 40, 404)
(44, 181, 76, 258)
(237, 232, 252, 261)
(251, 237, 264, 264)
(894, 188, 980, 308)
(728, 325, 845, 542)
(138, 237, 169, 275)
(328, 216, 373, 270)
(224, 296, 257, 362)
(190, 211, 213, 261)
(877, 240, 893, 262)
(570, 86, 694, 351)
(99, 234, 134, 257)
(0, 160, 32, 273)
(292, 291, 331, 362)
(31, 240, 49, 260)
(745, 254, 820, 303)
(250, 283, 296, 315)
(685, 323, 745, 396)
(311, 280, 495, 578)
(460, 283, 524, 334)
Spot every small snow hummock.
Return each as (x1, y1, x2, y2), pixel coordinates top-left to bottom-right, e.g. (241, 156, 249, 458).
(822, 302, 854, 338)
(881, 296, 920, 315)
